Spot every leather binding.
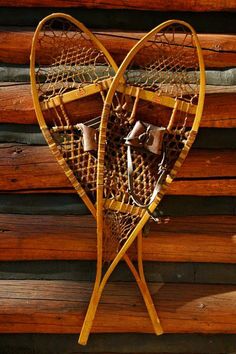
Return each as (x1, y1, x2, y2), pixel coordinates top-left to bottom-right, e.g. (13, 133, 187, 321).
(77, 123, 98, 152)
(124, 120, 166, 155)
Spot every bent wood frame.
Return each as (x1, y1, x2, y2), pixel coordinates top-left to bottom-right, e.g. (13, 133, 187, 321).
(79, 19, 205, 344)
(30, 12, 162, 345)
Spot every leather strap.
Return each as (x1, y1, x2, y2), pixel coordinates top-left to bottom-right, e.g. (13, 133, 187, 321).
(127, 145, 167, 221)
(75, 116, 101, 153)
(125, 120, 166, 155)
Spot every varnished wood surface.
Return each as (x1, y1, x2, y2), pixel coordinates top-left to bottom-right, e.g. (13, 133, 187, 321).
(0, 0, 236, 11)
(1, 31, 236, 68)
(0, 214, 235, 263)
(0, 280, 236, 333)
(1, 83, 236, 128)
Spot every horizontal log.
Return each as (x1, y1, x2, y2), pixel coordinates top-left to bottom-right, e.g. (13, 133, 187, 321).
(168, 179, 236, 196)
(0, 214, 235, 263)
(0, 144, 235, 196)
(0, 0, 236, 11)
(0, 83, 103, 124)
(0, 280, 236, 334)
(1, 31, 236, 68)
(1, 145, 235, 178)
(1, 83, 236, 128)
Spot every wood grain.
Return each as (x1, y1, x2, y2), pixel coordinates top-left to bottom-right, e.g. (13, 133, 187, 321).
(0, 214, 235, 263)
(0, 0, 236, 11)
(0, 83, 103, 124)
(1, 31, 236, 68)
(0, 280, 236, 334)
(1, 83, 236, 128)
(168, 179, 236, 196)
(0, 144, 235, 196)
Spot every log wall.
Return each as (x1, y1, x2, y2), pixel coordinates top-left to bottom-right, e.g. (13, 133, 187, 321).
(1, 0, 236, 11)
(0, 2, 236, 354)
